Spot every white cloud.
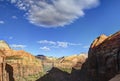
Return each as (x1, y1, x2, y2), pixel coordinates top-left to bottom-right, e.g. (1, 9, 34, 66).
(57, 41, 68, 48)
(38, 40, 81, 48)
(40, 46, 51, 51)
(10, 44, 26, 49)
(0, 20, 4, 24)
(37, 40, 56, 45)
(9, 0, 99, 28)
(68, 43, 82, 46)
(56, 41, 81, 48)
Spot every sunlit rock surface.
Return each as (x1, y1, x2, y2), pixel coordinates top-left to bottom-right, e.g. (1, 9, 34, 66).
(0, 40, 43, 81)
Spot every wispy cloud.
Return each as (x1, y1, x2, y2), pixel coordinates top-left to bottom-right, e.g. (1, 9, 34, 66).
(11, 0, 17, 3)
(37, 40, 56, 45)
(9, 36, 13, 40)
(12, 16, 17, 19)
(40, 46, 51, 51)
(83, 45, 90, 49)
(57, 41, 68, 48)
(0, 20, 4, 24)
(8, 0, 99, 28)
(38, 40, 81, 48)
(10, 44, 26, 49)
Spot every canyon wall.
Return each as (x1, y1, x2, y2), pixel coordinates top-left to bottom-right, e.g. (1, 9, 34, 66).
(0, 40, 43, 81)
(88, 31, 120, 81)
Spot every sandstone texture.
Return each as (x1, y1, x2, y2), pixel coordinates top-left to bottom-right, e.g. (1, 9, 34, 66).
(56, 54, 87, 70)
(88, 31, 120, 81)
(32, 31, 120, 81)
(1, 31, 120, 81)
(0, 40, 43, 81)
(36, 54, 87, 73)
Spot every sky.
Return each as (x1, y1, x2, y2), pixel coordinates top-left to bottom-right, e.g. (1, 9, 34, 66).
(0, 0, 120, 57)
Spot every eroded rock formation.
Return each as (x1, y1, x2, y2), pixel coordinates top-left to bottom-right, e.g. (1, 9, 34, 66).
(56, 54, 87, 70)
(0, 40, 43, 81)
(88, 31, 120, 81)
(33, 31, 120, 81)
(0, 50, 6, 81)
(36, 54, 87, 73)
(1, 31, 120, 81)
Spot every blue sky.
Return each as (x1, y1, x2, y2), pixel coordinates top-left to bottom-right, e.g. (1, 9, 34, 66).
(0, 0, 120, 57)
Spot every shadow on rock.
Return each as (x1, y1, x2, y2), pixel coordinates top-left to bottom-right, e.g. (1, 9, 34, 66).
(70, 59, 89, 81)
(5, 64, 15, 81)
(36, 67, 71, 81)
(36, 60, 89, 81)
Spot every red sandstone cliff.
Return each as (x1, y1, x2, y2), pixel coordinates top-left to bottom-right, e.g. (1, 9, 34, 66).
(0, 40, 43, 81)
(88, 31, 120, 81)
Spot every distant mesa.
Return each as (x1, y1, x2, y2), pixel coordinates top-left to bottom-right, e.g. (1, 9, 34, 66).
(36, 55, 47, 60)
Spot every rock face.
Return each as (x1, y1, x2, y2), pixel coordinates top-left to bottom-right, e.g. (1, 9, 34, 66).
(88, 31, 120, 81)
(56, 54, 87, 70)
(90, 34, 108, 48)
(0, 50, 6, 81)
(36, 31, 120, 81)
(36, 54, 87, 73)
(2, 31, 120, 81)
(5, 50, 43, 81)
(0, 40, 10, 50)
(0, 40, 43, 81)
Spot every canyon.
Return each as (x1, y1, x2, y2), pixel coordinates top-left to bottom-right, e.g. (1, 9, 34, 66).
(36, 31, 120, 81)
(0, 31, 120, 81)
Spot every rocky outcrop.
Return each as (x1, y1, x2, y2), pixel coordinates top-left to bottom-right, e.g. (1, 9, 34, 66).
(56, 54, 87, 70)
(5, 50, 43, 81)
(90, 34, 108, 48)
(0, 50, 15, 81)
(0, 50, 6, 81)
(36, 54, 87, 73)
(0, 40, 10, 50)
(0, 40, 43, 81)
(88, 31, 120, 81)
(2, 31, 120, 81)
(36, 31, 120, 81)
